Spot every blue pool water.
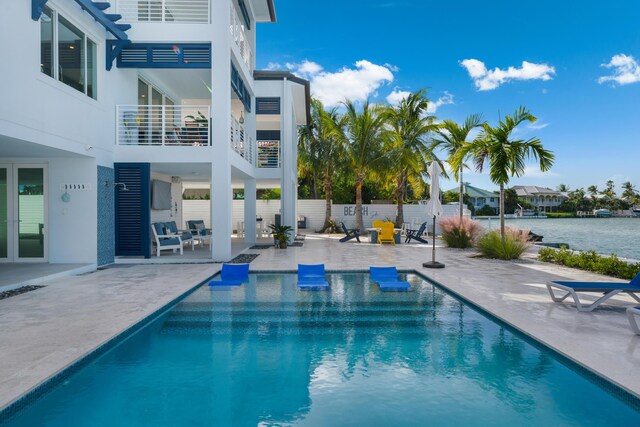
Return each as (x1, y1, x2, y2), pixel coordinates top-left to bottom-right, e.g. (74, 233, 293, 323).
(3, 272, 640, 426)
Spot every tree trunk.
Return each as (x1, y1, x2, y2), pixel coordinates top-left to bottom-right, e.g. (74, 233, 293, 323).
(322, 167, 333, 232)
(396, 175, 405, 227)
(499, 183, 505, 239)
(312, 173, 319, 200)
(459, 170, 464, 220)
(355, 173, 364, 232)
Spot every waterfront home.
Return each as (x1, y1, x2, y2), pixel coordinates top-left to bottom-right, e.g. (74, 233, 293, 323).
(455, 183, 500, 214)
(512, 185, 567, 213)
(0, 0, 310, 266)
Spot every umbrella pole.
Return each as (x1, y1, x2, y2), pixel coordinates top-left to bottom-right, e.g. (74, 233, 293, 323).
(423, 215, 445, 269)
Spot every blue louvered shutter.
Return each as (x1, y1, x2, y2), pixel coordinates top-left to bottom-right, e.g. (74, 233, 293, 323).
(114, 163, 151, 258)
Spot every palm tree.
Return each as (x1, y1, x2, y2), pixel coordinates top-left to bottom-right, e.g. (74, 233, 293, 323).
(556, 183, 570, 192)
(342, 99, 387, 232)
(382, 90, 440, 226)
(621, 181, 637, 203)
(452, 106, 555, 238)
(587, 185, 599, 208)
(299, 99, 346, 232)
(432, 114, 485, 219)
(604, 180, 616, 198)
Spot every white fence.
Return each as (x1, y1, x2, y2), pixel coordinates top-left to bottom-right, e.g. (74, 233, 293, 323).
(117, 0, 210, 23)
(230, 4, 252, 68)
(230, 115, 253, 164)
(182, 200, 465, 234)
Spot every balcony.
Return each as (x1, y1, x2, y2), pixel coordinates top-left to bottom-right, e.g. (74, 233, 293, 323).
(116, 105, 210, 146)
(230, 115, 254, 164)
(230, 5, 252, 69)
(117, 0, 210, 24)
(256, 140, 280, 168)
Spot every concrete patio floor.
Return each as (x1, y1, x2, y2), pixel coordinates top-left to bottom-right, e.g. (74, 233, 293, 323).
(1, 234, 639, 413)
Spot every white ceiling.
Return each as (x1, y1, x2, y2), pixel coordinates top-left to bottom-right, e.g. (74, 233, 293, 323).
(140, 69, 211, 100)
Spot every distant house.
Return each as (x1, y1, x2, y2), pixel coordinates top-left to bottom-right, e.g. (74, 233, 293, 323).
(450, 183, 500, 213)
(511, 186, 568, 213)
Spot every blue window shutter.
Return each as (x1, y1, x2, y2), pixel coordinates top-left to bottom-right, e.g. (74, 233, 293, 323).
(256, 98, 281, 115)
(114, 163, 151, 258)
(256, 130, 280, 141)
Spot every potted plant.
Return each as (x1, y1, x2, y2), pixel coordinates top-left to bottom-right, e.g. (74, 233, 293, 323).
(269, 224, 293, 249)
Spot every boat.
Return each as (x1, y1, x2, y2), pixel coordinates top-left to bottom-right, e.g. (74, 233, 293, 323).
(593, 209, 612, 218)
(633, 209, 640, 218)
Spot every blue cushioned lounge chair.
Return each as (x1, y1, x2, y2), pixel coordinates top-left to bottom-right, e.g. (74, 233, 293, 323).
(546, 272, 640, 312)
(369, 266, 411, 291)
(164, 221, 194, 251)
(209, 263, 250, 287)
(151, 223, 184, 257)
(298, 264, 329, 290)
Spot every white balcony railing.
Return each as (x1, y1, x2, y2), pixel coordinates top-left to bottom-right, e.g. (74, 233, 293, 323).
(117, 0, 210, 23)
(230, 115, 254, 164)
(230, 5, 252, 69)
(256, 140, 281, 168)
(117, 105, 211, 146)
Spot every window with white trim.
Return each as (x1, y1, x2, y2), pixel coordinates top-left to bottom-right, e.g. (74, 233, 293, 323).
(39, 6, 97, 99)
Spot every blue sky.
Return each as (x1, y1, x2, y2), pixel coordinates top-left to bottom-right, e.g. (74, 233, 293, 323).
(257, 0, 640, 194)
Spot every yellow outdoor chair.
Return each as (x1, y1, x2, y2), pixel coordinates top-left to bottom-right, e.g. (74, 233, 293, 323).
(372, 220, 384, 229)
(377, 222, 397, 245)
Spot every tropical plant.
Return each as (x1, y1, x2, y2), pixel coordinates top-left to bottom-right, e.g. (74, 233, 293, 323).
(556, 183, 569, 192)
(185, 111, 208, 125)
(603, 180, 616, 198)
(299, 98, 347, 232)
(341, 100, 388, 232)
(476, 228, 529, 260)
(538, 247, 640, 280)
(452, 106, 555, 238)
(622, 181, 638, 203)
(439, 217, 483, 248)
(382, 90, 440, 226)
(432, 114, 484, 219)
(269, 224, 293, 248)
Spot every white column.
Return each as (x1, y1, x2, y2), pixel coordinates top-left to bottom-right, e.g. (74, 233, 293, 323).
(244, 178, 257, 244)
(210, 0, 232, 261)
(280, 79, 297, 235)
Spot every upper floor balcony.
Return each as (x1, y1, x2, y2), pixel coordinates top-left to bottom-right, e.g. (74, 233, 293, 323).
(116, 0, 210, 24)
(230, 4, 252, 69)
(116, 105, 211, 146)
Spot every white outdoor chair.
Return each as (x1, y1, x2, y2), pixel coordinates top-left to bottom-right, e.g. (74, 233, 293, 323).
(151, 223, 184, 257)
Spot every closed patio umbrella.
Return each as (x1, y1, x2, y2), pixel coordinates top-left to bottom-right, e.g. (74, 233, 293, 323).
(423, 162, 445, 268)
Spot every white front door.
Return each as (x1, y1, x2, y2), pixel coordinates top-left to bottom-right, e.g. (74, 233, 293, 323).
(0, 164, 48, 262)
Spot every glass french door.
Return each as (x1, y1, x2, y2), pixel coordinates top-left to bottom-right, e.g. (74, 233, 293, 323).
(0, 164, 47, 262)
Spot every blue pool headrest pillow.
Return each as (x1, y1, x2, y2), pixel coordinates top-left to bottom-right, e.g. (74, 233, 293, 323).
(369, 266, 399, 282)
(298, 280, 330, 291)
(630, 272, 640, 287)
(221, 263, 250, 281)
(298, 264, 326, 279)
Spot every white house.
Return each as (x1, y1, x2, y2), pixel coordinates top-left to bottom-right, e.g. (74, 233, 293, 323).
(512, 186, 567, 213)
(0, 0, 309, 266)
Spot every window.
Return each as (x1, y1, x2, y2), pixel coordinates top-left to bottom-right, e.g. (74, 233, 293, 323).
(39, 8, 97, 99)
(40, 7, 53, 77)
(490, 197, 495, 202)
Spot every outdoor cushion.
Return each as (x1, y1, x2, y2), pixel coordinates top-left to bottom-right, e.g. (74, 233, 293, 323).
(165, 221, 178, 233)
(297, 264, 330, 290)
(221, 263, 250, 281)
(153, 223, 166, 236)
(158, 237, 181, 246)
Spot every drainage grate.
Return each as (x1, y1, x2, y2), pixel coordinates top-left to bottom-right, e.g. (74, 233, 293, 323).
(0, 285, 45, 301)
(226, 254, 260, 264)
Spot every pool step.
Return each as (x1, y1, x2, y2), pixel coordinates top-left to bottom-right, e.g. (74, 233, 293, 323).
(174, 300, 437, 310)
(167, 311, 433, 322)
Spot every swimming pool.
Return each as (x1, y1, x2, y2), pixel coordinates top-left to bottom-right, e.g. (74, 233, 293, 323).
(2, 272, 640, 426)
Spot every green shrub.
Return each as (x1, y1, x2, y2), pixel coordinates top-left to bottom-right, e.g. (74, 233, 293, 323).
(538, 247, 640, 280)
(476, 229, 529, 260)
(475, 205, 497, 216)
(439, 217, 483, 249)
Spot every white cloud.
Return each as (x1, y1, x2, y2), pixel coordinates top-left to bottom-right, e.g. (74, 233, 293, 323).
(527, 122, 549, 130)
(385, 89, 411, 106)
(460, 59, 556, 91)
(286, 60, 395, 106)
(266, 62, 282, 70)
(523, 165, 558, 178)
(598, 54, 640, 86)
(385, 90, 454, 113)
(426, 91, 455, 113)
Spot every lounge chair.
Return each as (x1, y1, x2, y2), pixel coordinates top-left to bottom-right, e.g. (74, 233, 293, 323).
(546, 272, 640, 312)
(187, 220, 212, 248)
(377, 222, 397, 245)
(372, 219, 384, 229)
(209, 263, 250, 287)
(339, 222, 360, 243)
(369, 266, 411, 291)
(405, 222, 428, 244)
(151, 223, 184, 257)
(627, 306, 640, 335)
(297, 264, 329, 290)
(164, 221, 194, 250)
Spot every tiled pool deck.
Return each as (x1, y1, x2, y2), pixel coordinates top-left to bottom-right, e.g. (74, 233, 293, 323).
(1, 235, 639, 412)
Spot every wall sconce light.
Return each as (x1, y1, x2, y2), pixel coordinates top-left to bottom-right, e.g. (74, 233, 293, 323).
(239, 110, 245, 124)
